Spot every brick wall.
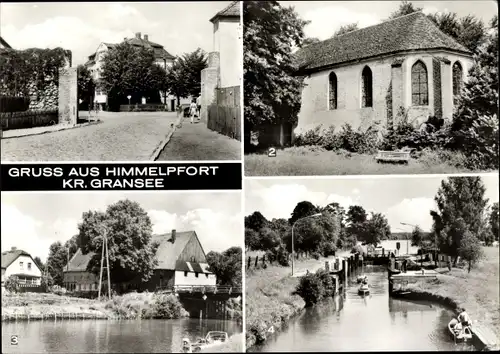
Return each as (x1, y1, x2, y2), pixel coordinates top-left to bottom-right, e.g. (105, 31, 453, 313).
(57, 67, 77, 125)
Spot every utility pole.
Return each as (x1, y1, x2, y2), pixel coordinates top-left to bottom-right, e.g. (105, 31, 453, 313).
(98, 229, 111, 301)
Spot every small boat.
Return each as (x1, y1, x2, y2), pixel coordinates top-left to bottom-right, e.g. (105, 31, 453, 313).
(358, 283, 370, 295)
(357, 275, 367, 283)
(183, 331, 229, 352)
(448, 318, 473, 343)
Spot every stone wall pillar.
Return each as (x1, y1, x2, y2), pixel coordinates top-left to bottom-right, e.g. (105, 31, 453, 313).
(58, 67, 78, 125)
(200, 52, 220, 123)
(391, 62, 403, 128)
(441, 60, 453, 121)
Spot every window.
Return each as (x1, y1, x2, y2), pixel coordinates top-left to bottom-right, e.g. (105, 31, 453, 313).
(205, 274, 209, 279)
(28, 262, 32, 271)
(411, 60, 428, 106)
(19, 262, 23, 270)
(329, 72, 338, 110)
(195, 272, 199, 278)
(361, 66, 373, 108)
(452, 61, 463, 97)
(184, 271, 188, 277)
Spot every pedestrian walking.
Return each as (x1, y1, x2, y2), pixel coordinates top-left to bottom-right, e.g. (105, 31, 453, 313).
(189, 99, 197, 124)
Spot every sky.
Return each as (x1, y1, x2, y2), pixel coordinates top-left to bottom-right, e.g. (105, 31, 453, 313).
(1, 191, 242, 262)
(0, 1, 233, 65)
(282, 1, 498, 40)
(245, 174, 499, 233)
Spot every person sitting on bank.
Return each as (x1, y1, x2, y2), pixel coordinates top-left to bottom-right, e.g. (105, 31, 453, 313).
(458, 308, 471, 327)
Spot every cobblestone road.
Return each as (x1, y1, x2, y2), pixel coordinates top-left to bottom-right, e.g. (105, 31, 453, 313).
(1, 112, 177, 161)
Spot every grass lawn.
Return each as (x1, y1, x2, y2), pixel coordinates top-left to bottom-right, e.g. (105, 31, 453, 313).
(407, 247, 500, 340)
(244, 147, 489, 176)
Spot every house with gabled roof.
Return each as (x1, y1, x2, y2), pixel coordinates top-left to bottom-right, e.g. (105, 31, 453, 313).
(285, 11, 473, 145)
(1, 247, 42, 287)
(63, 229, 216, 294)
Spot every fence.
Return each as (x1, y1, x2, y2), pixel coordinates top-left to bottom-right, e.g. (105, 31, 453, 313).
(119, 104, 169, 112)
(0, 109, 58, 131)
(246, 252, 309, 271)
(207, 86, 241, 141)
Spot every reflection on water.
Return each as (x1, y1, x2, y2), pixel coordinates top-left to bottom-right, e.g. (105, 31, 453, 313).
(251, 266, 474, 352)
(2, 318, 241, 353)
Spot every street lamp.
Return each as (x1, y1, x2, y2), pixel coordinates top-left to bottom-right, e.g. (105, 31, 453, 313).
(291, 213, 323, 276)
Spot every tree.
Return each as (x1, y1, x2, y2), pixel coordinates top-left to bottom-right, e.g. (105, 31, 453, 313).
(289, 201, 319, 225)
(411, 225, 424, 263)
(291, 213, 339, 253)
(427, 13, 486, 53)
(362, 212, 391, 245)
(46, 241, 70, 287)
(245, 211, 269, 231)
(258, 227, 281, 250)
(332, 23, 359, 37)
(431, 177, 489, 263)
(302, 37, 320, 47)
(244, 1, 308, 146)
(77, 64, 95, 105)
(346, 205, 367, 225)
(490, 202, 499, 241)
(99, 42, 167, 109)
(388, 1, 422, 20)
(33, 256, 45, 271)
(78, 199, 159, 284)
(165, 48, 207, 105)
(458, 231, 484, 273)
(245, 227, 261, 251)
(206, 247, 242, 287)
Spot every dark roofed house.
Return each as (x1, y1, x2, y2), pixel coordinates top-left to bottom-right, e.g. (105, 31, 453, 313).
(63, 230, 216, 294)
(210, 1, 240, 23)
(274, 11, 474, 146)
(1, 247, 42, 287)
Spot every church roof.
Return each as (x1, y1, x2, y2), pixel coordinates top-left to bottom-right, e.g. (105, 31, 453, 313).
(210, 1, 240, 23)
(294, 11, 472, 74)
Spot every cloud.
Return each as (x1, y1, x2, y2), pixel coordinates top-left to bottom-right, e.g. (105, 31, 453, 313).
(303, 6, 380, 39)
(385, 197, 437, 231)
(148, 209, 242, 253)
(52, 218, 79, 239)
(1, 204, 50, 261)
(326, 193, 357, 210)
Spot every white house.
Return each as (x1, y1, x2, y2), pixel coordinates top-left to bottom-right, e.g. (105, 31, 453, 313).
(1, 247, 42, 287)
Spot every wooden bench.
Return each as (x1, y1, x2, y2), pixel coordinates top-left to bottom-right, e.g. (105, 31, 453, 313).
(375, 150, 411, 164)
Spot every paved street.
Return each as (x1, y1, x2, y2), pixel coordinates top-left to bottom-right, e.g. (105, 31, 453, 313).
(156, 119, 241, 161)
(1, 112, 177, 161)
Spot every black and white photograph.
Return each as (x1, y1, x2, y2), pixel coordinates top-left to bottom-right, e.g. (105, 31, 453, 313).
(244, 174, 499, 351)
(1, 192, 243, 353)
(0, 1, 242, 161)
(243, 1, 498, 176)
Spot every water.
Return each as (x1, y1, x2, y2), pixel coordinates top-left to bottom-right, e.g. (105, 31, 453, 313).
(2, 319, 241, 353)
(379, 239, 419, 256)
(251, 267, 474, 352)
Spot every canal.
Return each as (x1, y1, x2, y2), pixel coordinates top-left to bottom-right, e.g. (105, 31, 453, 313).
(251, 266, 475, 352)
(2, 318, 241, 353)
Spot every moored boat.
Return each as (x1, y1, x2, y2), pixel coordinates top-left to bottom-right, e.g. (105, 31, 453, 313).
(182, 331, 229, 352)
(448, 318, 473, 343)
(358, 283, 370, 295)
(357, 275, 367, 283)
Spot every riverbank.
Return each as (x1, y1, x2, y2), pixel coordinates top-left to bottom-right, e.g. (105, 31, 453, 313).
(1, 292, 189, 321)
(246, 254, 340, 348)
(399, 247, 499, 349)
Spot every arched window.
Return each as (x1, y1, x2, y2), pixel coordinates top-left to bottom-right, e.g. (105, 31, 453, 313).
(411, 61, 428, 106)
(452, 61, 463, 96)
(361, 66, 373, 108)
(329, 72, 338, 110)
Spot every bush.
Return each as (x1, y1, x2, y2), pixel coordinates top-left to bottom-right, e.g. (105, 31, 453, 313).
(0, 96, 30, 112)
(267, 245, 290, 267)
(148, 294, 186, 319)
(316, 269, 335, 297)
(4, 276, 20, 293)
(294, 272, 325, 307)
(320, 242, 336, 257)
(50, 285, 67, 295)
(311, 251, 320, 260)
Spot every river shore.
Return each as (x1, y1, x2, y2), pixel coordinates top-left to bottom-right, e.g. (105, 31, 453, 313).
(199, 333, 244, 353)
(2, 292, 189, 321)
(401, 247, 499, 349)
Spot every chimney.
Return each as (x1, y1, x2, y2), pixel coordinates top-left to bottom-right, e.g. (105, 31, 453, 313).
(11, 246, 17, 251)
(135, 32, 141, 39)
(170, 229, 176, 243)
(144, 34, 149, 41)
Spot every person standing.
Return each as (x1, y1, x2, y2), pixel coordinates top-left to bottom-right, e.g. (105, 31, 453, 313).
(458, 308, 471, 327)
(189, 99, 197, 124)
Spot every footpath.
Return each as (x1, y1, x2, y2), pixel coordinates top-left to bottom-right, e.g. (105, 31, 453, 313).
(156, 119, 241, 161)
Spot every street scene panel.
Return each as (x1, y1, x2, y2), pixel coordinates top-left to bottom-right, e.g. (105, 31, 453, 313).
(1, 192, 243, 353)
(244, 174, 499, 351)
(0, 1, 242, 161)
(243, 0, 498, 175)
